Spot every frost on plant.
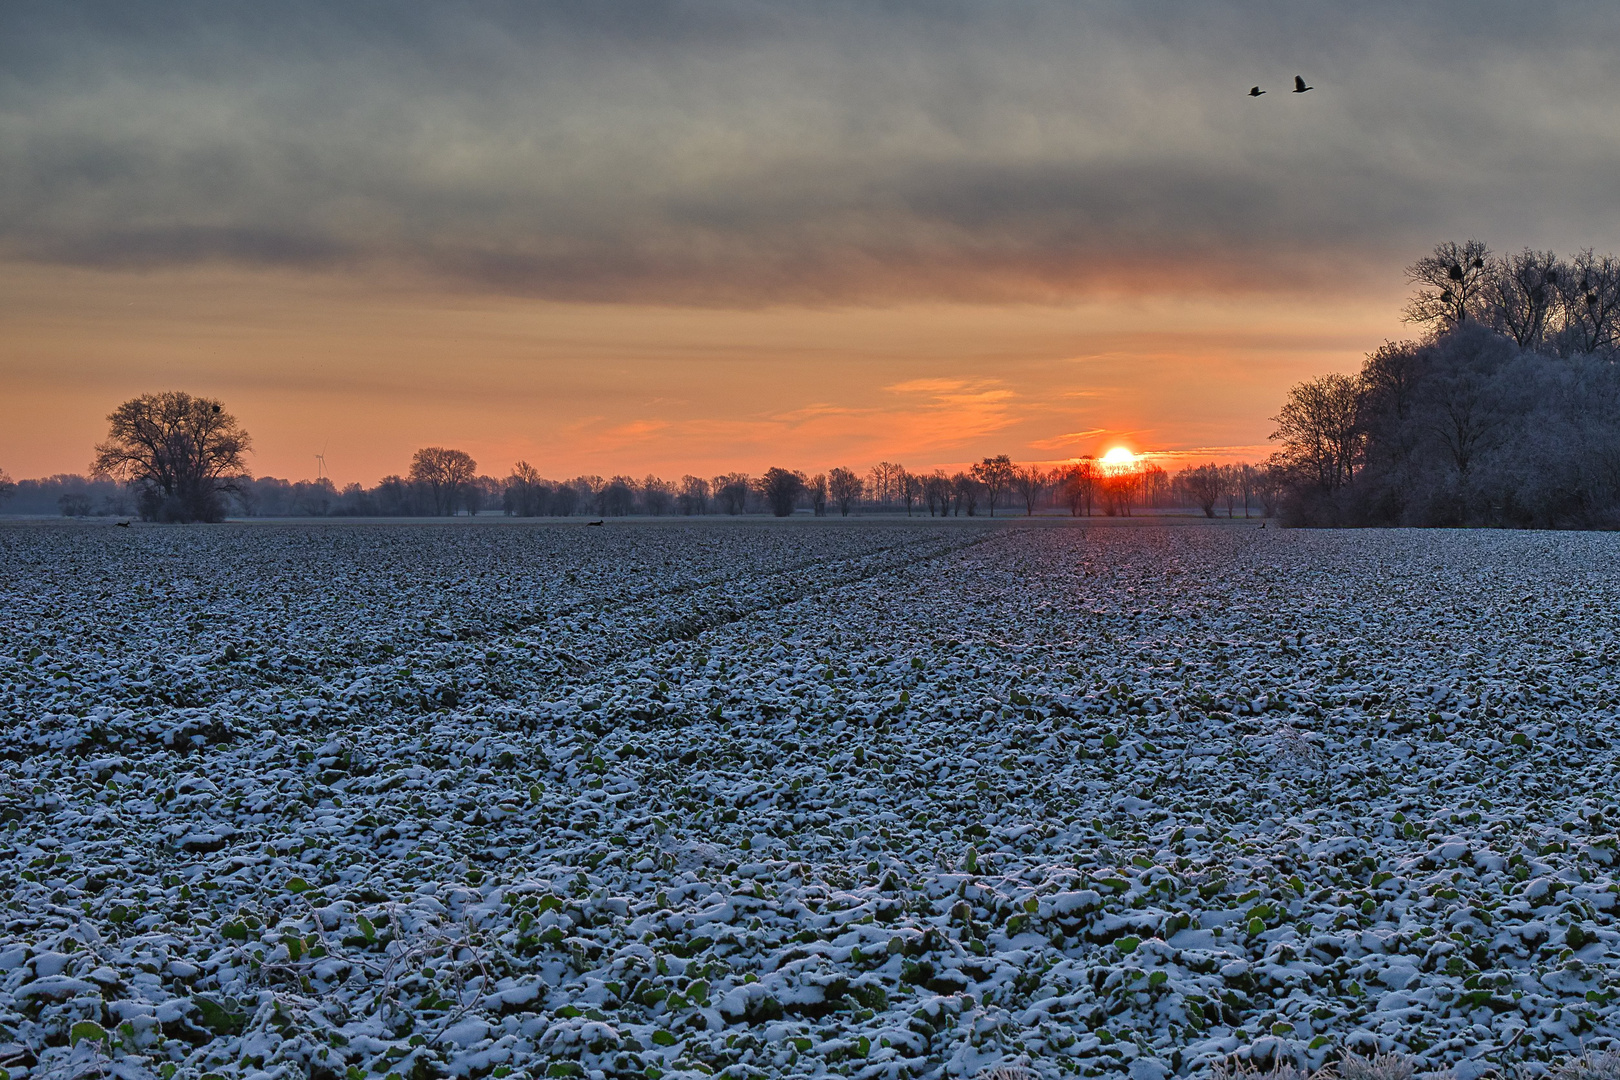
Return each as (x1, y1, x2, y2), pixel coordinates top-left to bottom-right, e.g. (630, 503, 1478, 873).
(5, 522, 1620, 1079)
(1551, 1051, 1620, 1080)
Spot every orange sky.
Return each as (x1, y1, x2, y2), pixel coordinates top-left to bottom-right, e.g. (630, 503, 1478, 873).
(3, 4, 1612, 485)
(0, 263, 1406, 485)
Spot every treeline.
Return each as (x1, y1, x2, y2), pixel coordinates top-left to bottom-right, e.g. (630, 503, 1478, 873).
(228, 452, 1273, 519)
(2, 442, 1278, 520)
(0, 474, 134, 518)
(1271, 240, 1620, 528)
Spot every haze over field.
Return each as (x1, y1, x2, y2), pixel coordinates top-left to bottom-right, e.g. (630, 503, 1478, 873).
(6, 3, 1620, 481)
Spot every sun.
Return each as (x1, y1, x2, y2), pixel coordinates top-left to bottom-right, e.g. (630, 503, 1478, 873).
(1101, 446, 1136, 467)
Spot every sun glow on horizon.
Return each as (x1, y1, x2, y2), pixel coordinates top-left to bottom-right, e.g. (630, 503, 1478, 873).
(1101, 446, 1136, 467)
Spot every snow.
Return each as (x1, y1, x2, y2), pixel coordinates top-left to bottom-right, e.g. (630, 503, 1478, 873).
(3, 519, 1620, 1079)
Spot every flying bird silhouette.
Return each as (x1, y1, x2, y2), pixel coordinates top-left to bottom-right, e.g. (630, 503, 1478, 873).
(1248, 86, 1265, 97)
(1293, 75, 1313, 93)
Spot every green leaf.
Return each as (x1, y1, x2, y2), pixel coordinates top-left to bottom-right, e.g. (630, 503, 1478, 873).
(1248, 917, 1266, 937)
(856, 1035, 870, 1058)
(285, 876, 312, 893)
(70, 1021, 109, 1045)
(192, 995, 245, 1035)
(221, 920, 249, 941)
(286, 936, 304, 962)
(651, 1030, 677, 1047)
(356, 914, 377, 941)
(556, 1005, 582, 1018)
(1116, 936, 1140, 954)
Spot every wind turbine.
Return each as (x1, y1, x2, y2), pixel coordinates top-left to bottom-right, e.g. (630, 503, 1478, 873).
(315, 444, 329, 482)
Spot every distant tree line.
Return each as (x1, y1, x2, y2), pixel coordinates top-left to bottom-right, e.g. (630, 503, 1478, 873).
(1269, 240, 1620, 527)
(3, 391, 1277, 522)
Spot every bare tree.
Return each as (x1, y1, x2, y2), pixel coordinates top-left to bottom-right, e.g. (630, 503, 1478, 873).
(1405, 240, 1491, 331)
(641, 475, 675, 515)
(866, 461, 903, 508)
(827, 467, 863, 516)
(1013, 465, 1047, 516)
(713, 473, 751, 514)
(807, 473, 829, 516)
(1253, 465, 1284, 518)
(1179, 463, 1223, 518)
(1482, 248, 1561, 349)
(1218, 465, 1243, 517)
(1100, 463, 1141, 516)
(1058, 460, 1097, 516)
(900, 470, 921, 516)
(922, 470, 953, 516)
(1139, 464, 1171, 508)
(1554, 249, 1620, 356)
(1269, 373, 1363, 492)
(91, 391, 252, 522)
(0, 468, 13, 508)
(970, 454, 1015, 516)
(953, 471, 980, 516)
(1237, 463, 1258, 518)
(600, 476, 637, 516)
(677, 475, 710, 515)
(755, 468, 807, 517)
(551, 481, 581, 517)
(409, 448, 478, 516)
(504, 461, 547, 516)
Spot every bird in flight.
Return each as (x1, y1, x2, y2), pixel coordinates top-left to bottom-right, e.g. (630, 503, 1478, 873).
(1248, 86, 1265, 97)
(1293, 75, 1313, 93)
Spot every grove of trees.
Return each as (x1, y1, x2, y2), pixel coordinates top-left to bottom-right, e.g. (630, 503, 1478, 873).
(1270, 239, 1620, 527)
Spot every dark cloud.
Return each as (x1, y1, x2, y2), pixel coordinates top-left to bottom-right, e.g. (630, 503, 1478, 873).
(4, 1, 1620, 304)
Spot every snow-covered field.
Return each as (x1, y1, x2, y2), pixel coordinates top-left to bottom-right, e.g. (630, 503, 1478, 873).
(4, 519, 1620, 1080)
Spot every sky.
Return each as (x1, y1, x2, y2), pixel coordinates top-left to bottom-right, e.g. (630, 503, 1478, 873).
(5, 2, 1620, 485)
